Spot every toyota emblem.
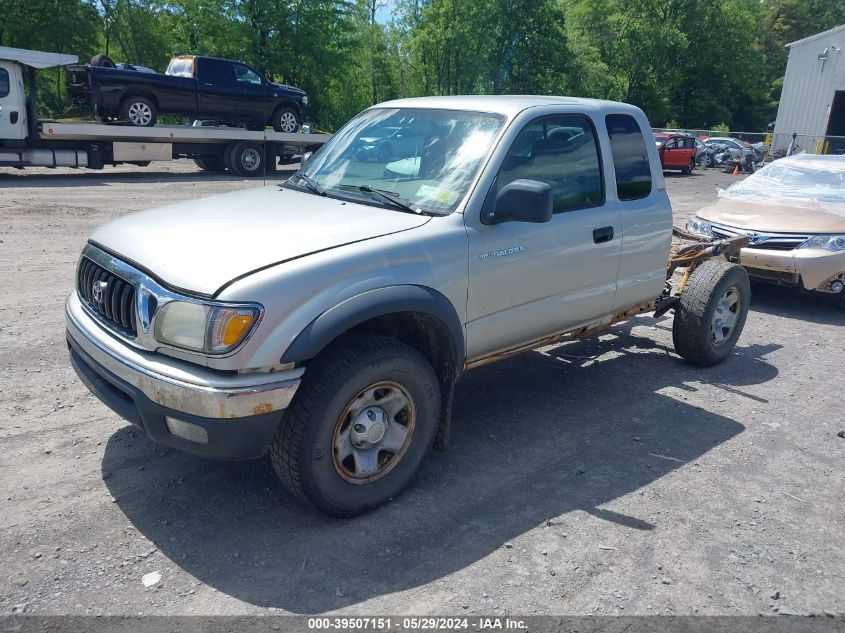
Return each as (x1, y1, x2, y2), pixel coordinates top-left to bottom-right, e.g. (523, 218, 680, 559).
(92, 280, 108, 303)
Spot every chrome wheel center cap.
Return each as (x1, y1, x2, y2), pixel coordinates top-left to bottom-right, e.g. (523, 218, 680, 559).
(350, 407, 388, 448)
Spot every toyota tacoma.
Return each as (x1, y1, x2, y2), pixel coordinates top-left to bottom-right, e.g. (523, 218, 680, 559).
(66, 96, 751, 516)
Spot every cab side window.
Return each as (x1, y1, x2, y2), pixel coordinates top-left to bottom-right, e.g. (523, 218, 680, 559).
(202, 59, 235, 85)
(234, 64, 262, 85)
(0, 69, 9, 98)
(492, 115, 604, 214)
(606, 114, 652, 201)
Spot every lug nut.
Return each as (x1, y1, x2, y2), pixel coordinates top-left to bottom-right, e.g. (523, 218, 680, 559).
(353, 423, 366, 433)
(367, 409, 376, 420)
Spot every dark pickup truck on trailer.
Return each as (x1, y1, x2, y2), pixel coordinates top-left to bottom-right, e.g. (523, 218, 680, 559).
(67, 55, 308, 132)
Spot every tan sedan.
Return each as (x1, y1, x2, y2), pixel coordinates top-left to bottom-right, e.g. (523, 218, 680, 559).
(687, 154, 845, 298)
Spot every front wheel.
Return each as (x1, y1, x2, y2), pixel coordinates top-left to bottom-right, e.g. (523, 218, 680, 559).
(270, 335, 441, 517)
(673, 260, 750, 366)
(271, 107, 300, 133)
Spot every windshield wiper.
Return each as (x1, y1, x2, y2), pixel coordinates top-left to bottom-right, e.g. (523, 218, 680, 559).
(338, 184, 422, 214)
(286, 171, 326, 196)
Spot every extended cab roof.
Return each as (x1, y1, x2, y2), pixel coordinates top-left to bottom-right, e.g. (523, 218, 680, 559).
(374, 95, 646, 120)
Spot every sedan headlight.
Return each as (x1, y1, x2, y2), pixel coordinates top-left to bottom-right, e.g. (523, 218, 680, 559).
(154, 301, 261, 354)
(302, 95, 308, 106)
(686, 215, 713, 238)
(798, 235, 845, 252)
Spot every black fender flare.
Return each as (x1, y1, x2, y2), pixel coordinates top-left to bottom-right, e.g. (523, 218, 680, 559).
(280, 285, 464, 367)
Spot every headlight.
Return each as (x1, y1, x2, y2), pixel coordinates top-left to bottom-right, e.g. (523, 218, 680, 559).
(153, 301, 261, 354)
(302, 95, 308, 106)
(798, 235, 845, 252)
(686, 215, 713, 238)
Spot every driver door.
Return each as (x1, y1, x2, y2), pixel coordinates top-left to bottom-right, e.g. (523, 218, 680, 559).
(464, 113, 622, 361)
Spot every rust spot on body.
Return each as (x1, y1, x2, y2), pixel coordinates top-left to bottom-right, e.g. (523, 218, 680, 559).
(252, 403, 275, 416)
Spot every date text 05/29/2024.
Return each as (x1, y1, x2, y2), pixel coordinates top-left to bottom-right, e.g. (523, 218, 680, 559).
(307, 617, 528, 631)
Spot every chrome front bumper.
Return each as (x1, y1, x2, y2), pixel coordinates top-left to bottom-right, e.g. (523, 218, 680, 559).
(66, 292, 302, 419)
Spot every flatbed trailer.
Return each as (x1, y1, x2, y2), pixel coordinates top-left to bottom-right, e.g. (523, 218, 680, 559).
(0, 47, 329, 177)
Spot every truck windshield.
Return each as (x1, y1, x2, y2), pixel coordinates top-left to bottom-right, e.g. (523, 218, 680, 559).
(292, 108, 505, 215)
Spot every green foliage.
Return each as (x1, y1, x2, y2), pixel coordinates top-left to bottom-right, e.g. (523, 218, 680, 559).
(1, 0, 843, 130)
(711, 122, 730, 133)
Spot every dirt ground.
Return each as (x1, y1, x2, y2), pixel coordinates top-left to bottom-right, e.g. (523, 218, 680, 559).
(0, 162, 843, 618)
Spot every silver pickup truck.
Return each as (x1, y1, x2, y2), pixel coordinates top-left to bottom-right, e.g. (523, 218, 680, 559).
(66, 96, 751, 516)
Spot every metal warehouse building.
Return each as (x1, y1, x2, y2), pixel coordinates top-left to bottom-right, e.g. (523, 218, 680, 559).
(773, 24, 845, 154)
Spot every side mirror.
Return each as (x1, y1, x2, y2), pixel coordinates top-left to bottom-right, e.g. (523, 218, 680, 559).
(485, 179, 553, 224)
(301, 151, 313, 166)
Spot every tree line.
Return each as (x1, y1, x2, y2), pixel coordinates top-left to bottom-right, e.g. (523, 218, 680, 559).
(1, 0, 843, 132)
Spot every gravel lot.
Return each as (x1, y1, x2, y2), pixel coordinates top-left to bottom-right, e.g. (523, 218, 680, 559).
(0, 162, 843, 618)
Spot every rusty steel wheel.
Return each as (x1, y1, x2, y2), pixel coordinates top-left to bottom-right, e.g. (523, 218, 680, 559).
(270, 335, 440, 517)
(332, 381, 416, 484)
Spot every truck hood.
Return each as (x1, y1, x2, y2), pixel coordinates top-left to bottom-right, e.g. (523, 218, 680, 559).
(89, 186, 430, 297)
(271, 82, 306, 98)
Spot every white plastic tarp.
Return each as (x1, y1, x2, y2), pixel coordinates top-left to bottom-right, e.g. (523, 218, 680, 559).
(719, 154, 845, 206)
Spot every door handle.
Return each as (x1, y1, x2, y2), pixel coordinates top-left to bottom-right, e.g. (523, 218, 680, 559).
(593, 226, 614, 244)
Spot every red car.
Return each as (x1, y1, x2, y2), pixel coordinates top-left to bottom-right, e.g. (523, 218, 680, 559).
(654, 132, 696, 174)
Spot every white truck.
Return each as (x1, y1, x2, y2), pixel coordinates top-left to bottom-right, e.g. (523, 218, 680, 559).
(0, 47, 329, 176)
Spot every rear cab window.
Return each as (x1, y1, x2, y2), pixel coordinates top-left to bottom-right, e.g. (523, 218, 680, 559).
(491, 114, 604, 214)
(606, 114, 652, 201)
(166, 57, 194, 78)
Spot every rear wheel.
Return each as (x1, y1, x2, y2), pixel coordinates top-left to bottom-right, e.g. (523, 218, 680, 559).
(224, 141, 265, 177)
(119, 96, 157, 127)
(673, 260, 750, 366)
(681, 158, 694, 175)
(270, 335, 440, 517)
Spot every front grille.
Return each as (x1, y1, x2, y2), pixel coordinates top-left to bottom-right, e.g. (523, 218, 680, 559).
(77, 257, 137, 335)
(711, 223, 809, 251)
